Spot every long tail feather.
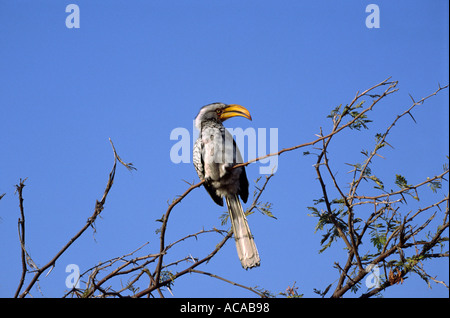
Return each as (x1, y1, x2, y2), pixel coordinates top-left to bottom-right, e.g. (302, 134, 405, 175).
(225, 194, 260, 269)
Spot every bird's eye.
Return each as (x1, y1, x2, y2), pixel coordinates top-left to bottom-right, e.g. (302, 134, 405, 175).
(216, 109, 222, 116)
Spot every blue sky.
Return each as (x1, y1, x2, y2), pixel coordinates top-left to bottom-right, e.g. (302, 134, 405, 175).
(0, 1, 448, 298)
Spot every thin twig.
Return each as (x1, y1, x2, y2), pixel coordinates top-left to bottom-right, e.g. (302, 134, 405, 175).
(189, 269, 268, 297)
(17, 139, 132, 298)
(14, 178, 28, 298)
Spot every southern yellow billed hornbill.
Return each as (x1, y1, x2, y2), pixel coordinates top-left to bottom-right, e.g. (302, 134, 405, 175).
(193, 103, 260, 269)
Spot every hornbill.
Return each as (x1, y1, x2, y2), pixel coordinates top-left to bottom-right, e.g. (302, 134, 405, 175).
(193, 103, 260, 269)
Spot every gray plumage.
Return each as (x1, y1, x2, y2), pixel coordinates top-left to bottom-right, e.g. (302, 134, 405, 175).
(193, 103, 260, 269)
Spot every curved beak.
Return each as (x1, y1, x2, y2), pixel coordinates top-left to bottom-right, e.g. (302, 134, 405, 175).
(219, 104, 252, 121)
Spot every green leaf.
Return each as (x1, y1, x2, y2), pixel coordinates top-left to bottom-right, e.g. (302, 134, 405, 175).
(395, 174, 411, 189)
(367, 175, 384, 190)
(327, 104, 342, 119)
(256, 201, 277, 219)
(427, 178, 442, 193)
(374, 142, 386, 151)
(370, 231, 386, 252)
(375, 133, 384, 143)
(220, 212, 229, 226)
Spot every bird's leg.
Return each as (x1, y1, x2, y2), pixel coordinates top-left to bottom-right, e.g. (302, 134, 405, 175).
(204, 175, 213, 184)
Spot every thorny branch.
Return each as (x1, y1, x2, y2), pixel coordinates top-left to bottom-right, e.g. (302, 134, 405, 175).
(15, 139, 135, 298)
(188, 269, 268, 297)
(233, 77, 399, 170)
(14, 178, 28, 298)
(10, 78, 449, 298)
(133, 173, 275, 298)
(307, 81, 449, 298)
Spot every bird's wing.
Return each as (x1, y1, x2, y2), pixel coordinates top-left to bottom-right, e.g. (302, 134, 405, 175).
(193, 137, 224, 206)
(238, 166, 249, 203)
(193, 138, 205, 180)
(227, 134, 249, 204)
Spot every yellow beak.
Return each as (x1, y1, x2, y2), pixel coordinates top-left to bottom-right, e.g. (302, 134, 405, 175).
(219, 104, 252, 121)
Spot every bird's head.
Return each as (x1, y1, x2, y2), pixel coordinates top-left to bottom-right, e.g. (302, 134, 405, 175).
(194, 103, 252, 129)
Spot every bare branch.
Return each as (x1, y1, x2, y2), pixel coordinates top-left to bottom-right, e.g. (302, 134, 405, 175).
(189, 269, 268, 297)
(233, 78, 398, 170)
(17, 140, 133, 298)
(14, 178, 28, 298)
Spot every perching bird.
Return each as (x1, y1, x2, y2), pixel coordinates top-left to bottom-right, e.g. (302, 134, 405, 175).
(193, 102, 260, 269)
